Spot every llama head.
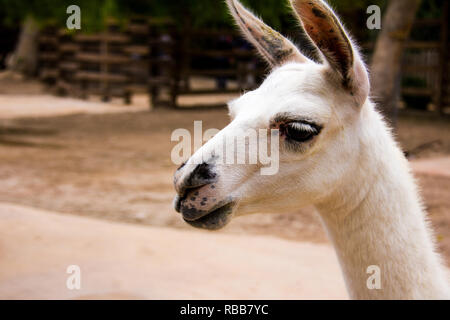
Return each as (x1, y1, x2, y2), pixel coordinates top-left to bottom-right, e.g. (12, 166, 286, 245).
(173, 0, 371, 230)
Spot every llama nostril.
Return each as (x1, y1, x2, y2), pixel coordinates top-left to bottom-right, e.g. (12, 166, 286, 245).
(183, 162, 217, 190)
(192, 163, 216, 181)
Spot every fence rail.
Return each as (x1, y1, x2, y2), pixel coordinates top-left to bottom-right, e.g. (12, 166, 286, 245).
(37, 19, 264, 108)
(36, 10, 450, 114)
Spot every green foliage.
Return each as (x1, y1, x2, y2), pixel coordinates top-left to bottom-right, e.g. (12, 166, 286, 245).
(0, 0, 129, 32)
(417, 0, 445, 18)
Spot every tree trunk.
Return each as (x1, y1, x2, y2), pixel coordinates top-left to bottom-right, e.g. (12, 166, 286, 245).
(6, 16, 39, 77)
(370, 0, 422, 126)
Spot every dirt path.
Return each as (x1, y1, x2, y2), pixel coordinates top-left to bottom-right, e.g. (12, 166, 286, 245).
(0, 202, 347, 300)
(0, 79, 449, 299)
(0, 94, 149, 119)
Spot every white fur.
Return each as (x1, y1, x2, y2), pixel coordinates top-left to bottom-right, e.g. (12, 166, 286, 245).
(177, 0, 450, 299)
(183, 60, 450, 299)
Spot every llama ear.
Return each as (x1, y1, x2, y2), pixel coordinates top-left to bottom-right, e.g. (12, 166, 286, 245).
(290, 0, 370, 104)
(226, 0, 308, 67)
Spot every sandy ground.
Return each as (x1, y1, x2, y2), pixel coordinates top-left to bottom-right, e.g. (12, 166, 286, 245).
(0, 202, 347, 300)
(0, 71, 149, 118)
(0, 71, 237, 117)
(0, 94, 149, 119)
(0, 74, 449, 299)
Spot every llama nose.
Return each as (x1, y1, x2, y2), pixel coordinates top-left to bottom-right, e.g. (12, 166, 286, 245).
(174, 162, 217, 197)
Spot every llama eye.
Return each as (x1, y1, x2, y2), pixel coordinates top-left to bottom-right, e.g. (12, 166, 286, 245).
(284, 122, 319, 142)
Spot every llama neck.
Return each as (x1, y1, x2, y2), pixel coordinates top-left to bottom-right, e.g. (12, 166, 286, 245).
(316, 105, 449, 299)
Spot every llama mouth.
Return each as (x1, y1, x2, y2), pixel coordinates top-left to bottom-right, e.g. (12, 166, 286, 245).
(174, 196, 235, 230)
(183, 202, 234, 230)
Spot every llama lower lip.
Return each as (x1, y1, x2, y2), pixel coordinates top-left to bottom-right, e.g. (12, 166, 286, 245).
(183, 203, 234, 230)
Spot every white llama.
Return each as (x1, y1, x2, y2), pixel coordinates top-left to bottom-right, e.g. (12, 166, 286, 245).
(173, 0, 450, 299)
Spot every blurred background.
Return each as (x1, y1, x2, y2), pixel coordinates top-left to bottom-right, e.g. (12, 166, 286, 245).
(0, 0, 449, 299)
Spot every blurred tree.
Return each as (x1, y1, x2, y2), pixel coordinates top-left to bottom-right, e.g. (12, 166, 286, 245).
(5, 16, 39, 75)
(371, 0, 422, 126)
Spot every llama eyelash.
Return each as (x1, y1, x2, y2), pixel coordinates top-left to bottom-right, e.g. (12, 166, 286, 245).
(276, 121, 321, 154)
(287, 122, 319, 134)
(280, 121, 321, 139)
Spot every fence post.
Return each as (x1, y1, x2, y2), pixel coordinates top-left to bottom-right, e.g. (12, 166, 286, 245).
(38, 25, 59, 86)
(56, 30, 79, 96)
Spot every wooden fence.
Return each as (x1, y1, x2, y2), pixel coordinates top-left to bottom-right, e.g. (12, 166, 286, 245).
(37, 19, 263, 108)
(399, 4, 449, 114)
(165, 29, 265, 108)
(37, 9, 450, 113)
